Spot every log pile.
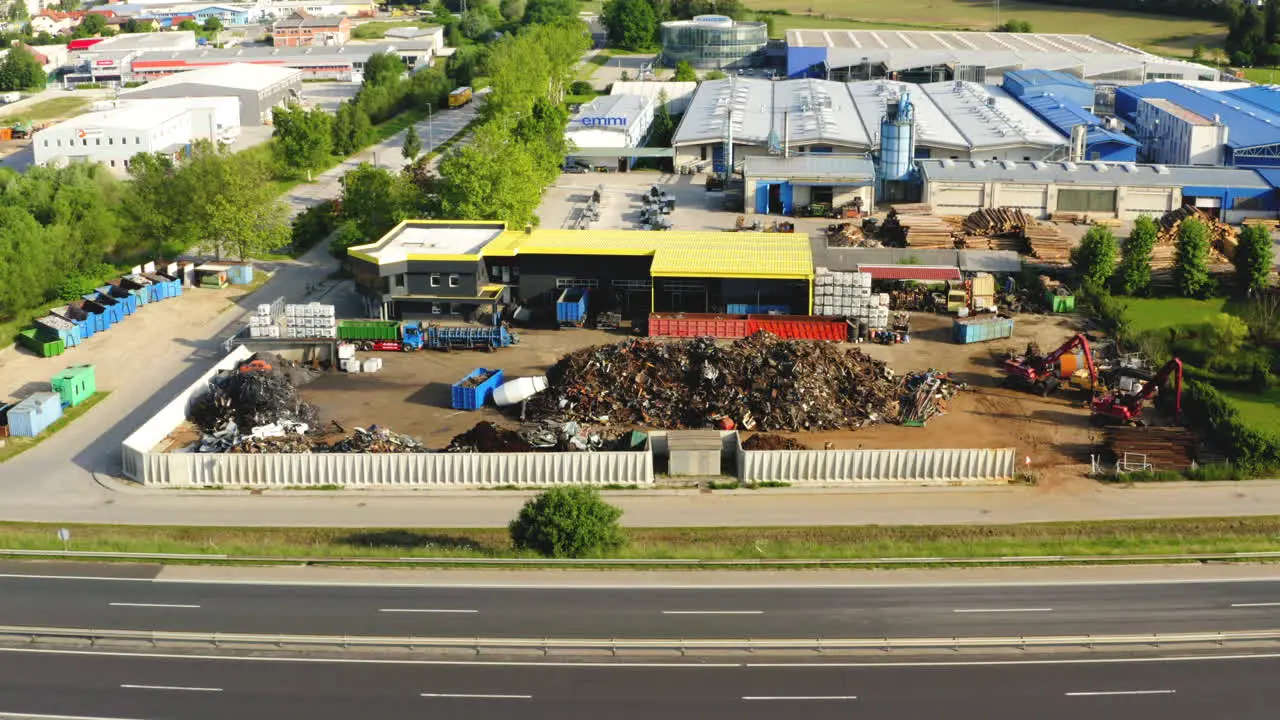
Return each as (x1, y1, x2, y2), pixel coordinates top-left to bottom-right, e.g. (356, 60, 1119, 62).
(900, 215, 960, 249)
(889, 203, 932, 215)
(1103, 426, 1201, 471)
(1024, 223, 1071, 264)
(961, 207, 1033, 235)
(1150, 206, 1236, 288)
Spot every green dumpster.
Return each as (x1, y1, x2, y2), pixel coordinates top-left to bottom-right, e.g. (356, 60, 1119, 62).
(1045, 290, 1076, 313)
(50, 364, 96, 408)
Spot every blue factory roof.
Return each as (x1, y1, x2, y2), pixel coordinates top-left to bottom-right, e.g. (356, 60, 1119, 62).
(1017, 93, 1140, 148)
(1117, 82, 1280, 151)
(1254, 167, 1280, 189)
(1225, 84, 1280, 116)
(1003, 69, 1093, 91)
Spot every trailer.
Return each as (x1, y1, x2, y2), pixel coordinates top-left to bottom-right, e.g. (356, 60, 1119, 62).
(338, 319, 518, 352)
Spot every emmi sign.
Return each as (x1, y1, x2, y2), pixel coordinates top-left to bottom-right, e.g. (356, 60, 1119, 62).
(580, 116, 628, 127)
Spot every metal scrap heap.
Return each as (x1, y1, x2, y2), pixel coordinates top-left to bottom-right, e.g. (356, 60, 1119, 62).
(525, 333, 904, 431)
(190, 355, 320, 441)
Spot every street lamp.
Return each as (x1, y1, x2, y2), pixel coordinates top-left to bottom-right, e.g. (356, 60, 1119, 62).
(426, 101, 433, 152)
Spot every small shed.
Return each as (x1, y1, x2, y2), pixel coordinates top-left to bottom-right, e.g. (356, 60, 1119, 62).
(667, 430, 724, 476)
(7, 392, 63, 438)
(744, 155, 876, 216)
(51, 365, 96, 408)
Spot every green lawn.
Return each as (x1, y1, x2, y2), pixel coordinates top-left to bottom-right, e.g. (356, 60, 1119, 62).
(1242, 66, 1280, 84)
(0, 393, 109, 464)
(351, 20, 440, 40)
(0, 96, 89, 123)
(1122, 297, 1232, 334)
(1221, 388, 1280, 436)
(745, 0, 1225, 54)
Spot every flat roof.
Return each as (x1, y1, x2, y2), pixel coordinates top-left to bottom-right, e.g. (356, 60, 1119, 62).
(273, 13, 346, 28)
(1226, 84, 1280, 116)
(123, 62, 302, 92)
(1003, 68, 1093, 90)
(1017, 93, 1140, 148)
(1142, 97, 1214, 125)
(90, 30, 198, 52)
(349, 222, 504, 263)
(845, 79, 969, 150)
(1118, 82, 1280, 151)
(744, 154, 875, 181)
(920, 81, 1066, 150)
(568, 94, 652, 132)
(129, 41, 429, 68)
(919, 159, 1272, 189)
(41, 101, 188, 132)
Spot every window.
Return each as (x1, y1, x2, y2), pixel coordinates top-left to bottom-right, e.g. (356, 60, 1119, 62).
(555, 278, 599, 289)
(109, 160, 115, 167)
(56, 139, 61, 147)
(108, 137, 113, 145)
(95, 138, 101, 146)
(430, 303, 442, 314)
(448, 274, 460, 288)
(1022, 157, 1031, 161)
(1234, 195, 1269, 211)
(393, 273, 406, 290)
(1057, 188, 1117, 213)
(429, 273, 441, 287)
(43, 140, 48, 147)
(136, 137, 141, 144)
(612, 279, 651, 291)
(810, 186, 834, 205)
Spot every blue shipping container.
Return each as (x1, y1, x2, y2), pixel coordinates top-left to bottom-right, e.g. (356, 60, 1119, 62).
(952, 316, 1015, 344)
(86, 293, 124, 325)
(726, 304, 791, 315)
(451, 368, 505, 411)
(226, 263, 254, 285)
(81, 298, 115, 330)
(6, 392, 63, 437)
(100, 286, 138, 316)
(556, 288, 589, 325)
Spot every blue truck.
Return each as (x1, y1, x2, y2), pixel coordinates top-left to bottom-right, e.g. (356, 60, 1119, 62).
(342, 320, 518, 352)
(556, 288, 589, 328)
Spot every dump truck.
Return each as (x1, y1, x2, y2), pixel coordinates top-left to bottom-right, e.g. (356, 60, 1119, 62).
(337, 319, 517, 352)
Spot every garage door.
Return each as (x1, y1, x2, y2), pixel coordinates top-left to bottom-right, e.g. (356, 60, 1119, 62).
(997, 186, 1047, 215)
(1125, 189, 1175, 216)
(1057, 188, 1117, 213)
(931, 184, 985, 213)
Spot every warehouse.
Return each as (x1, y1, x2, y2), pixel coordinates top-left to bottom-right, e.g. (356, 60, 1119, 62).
(920, 159, 1280, 223)
(33, 101, 193, 174)
(743, 155, 875, 215)
(1002, 69, 1096, 111)
(670, 77, 1066, 172)
(112, 96, 241, 144)
(564, 94, 657, 170)
(127, 41, 438, 82)
(348, 221, 815, 322)
(1014, 92, 1140, 162)
(1133, 97, 1228, 166)
(1117, 82, 1280, 168)
(785, 29, 1219, 86)
(121, 63, 302, 126)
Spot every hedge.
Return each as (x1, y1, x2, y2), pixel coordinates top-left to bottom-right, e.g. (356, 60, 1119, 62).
(1181, 379, 1280, 473)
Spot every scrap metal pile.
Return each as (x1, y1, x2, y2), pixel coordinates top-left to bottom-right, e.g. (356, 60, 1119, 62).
(525, 333, 904, 432)
(899, 370, 967, 426)
(444, 420, 641, 453)
(742, 434, 809, 450)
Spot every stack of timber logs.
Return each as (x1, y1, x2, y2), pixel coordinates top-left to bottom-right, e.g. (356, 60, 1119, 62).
(1024, 223, 1071, 264)
(1103, 426, 1201, 471)
(961, 207, 1034, 235)
(900, 215, 960, 249)
(1151, 206, 1236, 288)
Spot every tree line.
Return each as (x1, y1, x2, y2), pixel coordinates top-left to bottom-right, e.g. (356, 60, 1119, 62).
(1225, 0, 1280, 66)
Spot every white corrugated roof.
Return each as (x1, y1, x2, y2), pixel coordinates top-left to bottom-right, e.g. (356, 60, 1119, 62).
(920, 81, 1066, 150)
(123, 62, 302, 92)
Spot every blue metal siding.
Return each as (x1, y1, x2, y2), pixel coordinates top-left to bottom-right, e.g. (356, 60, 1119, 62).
(787, 46, 828, 78)
(1117, 82, 1280, 155)
(780, 183, 794, 215)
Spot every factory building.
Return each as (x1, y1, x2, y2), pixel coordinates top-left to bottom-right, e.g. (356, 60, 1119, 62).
(564, 94, 657, 171)
(670, 78, 1066, 175)
(1002, 69, 1096, 111)
(743, 155, 875, 215)
(1014, 93, 1140, 163)
(347, 222, 814, 322)
(659, 15, 769, 70)
(127, 41, 439, 82)
(120, 64, 302, 126)
(33, 102, 194, 174)
(1117, 82, 1280, 168)
(920, 159, 1280, 223)
(784, 30, 1219, 86)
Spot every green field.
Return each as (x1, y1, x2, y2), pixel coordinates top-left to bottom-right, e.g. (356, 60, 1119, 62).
(1221, 388, 1280, 435)
(1242, 66, 1280, 84)
(350, 20, 439, 40)
(1122, 297, 1232, 334)
(746, 0, 1225, 54)
(0, 96, 89, 123)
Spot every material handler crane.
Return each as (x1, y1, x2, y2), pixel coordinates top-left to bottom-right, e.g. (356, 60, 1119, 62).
(1091, 358, 1183, 425)
(1002, 333, 1097, 397)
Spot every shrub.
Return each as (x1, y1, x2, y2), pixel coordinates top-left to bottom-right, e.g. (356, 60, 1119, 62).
(1115, 215, 1156, 296)
(1071, 224, 1118, 288)
(509, 487, 625, 558)
(1176, 218, 1216, 298)
(1077, 279, 1130, 337)
(290, 201, 337, 255)
(1202, 313, 1250, 354)
(1181, 379, 1280, 473)
(568, 80, 593, 95)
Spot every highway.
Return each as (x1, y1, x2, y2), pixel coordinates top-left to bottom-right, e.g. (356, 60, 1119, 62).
(0, 648, 1274, 719)
(0, 566, 1277, 639)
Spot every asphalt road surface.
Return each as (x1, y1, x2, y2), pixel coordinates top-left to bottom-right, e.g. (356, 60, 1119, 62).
(1, 568, 1277, 639)
(0, 648, 1274, 719)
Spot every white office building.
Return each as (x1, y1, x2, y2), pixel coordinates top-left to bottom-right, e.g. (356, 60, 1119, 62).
(108, 97, 242, 144)
(33, 102, 195, 174)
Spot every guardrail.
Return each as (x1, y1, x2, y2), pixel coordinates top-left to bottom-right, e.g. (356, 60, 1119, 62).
(2, 548, 1280, 566)
(1, 625, 1278, 655)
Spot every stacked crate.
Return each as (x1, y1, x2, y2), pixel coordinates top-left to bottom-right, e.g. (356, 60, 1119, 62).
(283, 303, 337, 339)
(248, 299, 283, 339)
(813, 268, 889, 329)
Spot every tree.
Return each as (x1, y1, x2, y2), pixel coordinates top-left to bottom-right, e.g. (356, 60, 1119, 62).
(460, 9, 493, 40)
(995, 19, 1032, 32)
(7, 2, 27, 22)
(402, 124, 422, 160)
(179, 142, 289, 260)
(177, 19, 200, 31)
(78, 13, 108, 36)
(672, 60, 697, 82)
(0, 46, 46, 91)
(202, 16, 223, 33)
(649, 90, 675, 146)
(1115, 215, 1156, 296)
(603, 0, 657, 51)
(757, 12, 775, 38)
(446, 23, 464, 48)
(1071, 224, 1118, 288)
(122, 17, 152, 33)
(331, 102, 356, 155)
(523, 0, 576, 24)
(1204, 313, 1250, 354)
(272, 104, 333, 176)
(1192, 44, 1207, 61)
(363, 52, 406, 88)
(123, 153, 183, 256)
(439, 122, 545, 225)
(1235, 223, 1274, 297)
(704, 69, 726, 80)
(508, 487, 624, 558)
(500, 0, 527, 21)
(339, 163, 410, 242)
(1176, 218, 1215, 298)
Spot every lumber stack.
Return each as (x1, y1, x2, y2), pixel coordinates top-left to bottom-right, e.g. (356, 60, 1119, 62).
(961, 207, 1034, 235)
(1155, 206, 1236, 262)
(1103, 426, 1201, 471)
(900, 215, 959, 249)
(1024, 223, 1071, 264)
(889, 203, 933, 215)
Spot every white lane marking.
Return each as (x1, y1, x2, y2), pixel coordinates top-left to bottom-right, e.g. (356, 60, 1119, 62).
(742, 691, 860, 696)
(379, 608, 478, 613)
(953, 608, 1053, 613)
(109, 603, 201, 609)
(1066, 690, 1176, 697)
(1231, 602, 1280, 608)
(421, 693, 532, 699)
(0, 713, 147, 720)
(662, 610, 764, 615)
(119, 684, 222, 692)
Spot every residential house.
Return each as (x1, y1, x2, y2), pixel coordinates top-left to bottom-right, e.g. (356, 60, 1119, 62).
(270, 11, 350, 47)
(30, 10, 85, 35)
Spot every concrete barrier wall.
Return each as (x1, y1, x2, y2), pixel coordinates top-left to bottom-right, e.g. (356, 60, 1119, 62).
(120, 345, 255, 481)
(737, 446, 1015, 486)
(137, 450, 654, 488)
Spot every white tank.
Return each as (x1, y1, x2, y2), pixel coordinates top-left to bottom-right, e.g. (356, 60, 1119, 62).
(493, 376, 548, 406)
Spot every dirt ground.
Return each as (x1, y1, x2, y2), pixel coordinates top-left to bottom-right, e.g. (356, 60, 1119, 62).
(293, 313, 1100, 484)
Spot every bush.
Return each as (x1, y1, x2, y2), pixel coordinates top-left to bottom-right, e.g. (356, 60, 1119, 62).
(509, 487, 625, 558)
(1176, 218, 1216, 299)
(1077, 280, 1130, 337)
(328, 221, 367, 259)
(1182, 379, 1280, 473)
(290, 201, 338, 256)
(1071, 224, 1118, 288)
(568, 80, 593, 95)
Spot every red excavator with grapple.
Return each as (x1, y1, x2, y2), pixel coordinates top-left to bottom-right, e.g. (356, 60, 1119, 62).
(1002, 333, 1098, 397)
(1091, 358, 1183, 425)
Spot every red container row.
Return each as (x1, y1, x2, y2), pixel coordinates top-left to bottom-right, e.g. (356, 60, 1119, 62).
(648, 313, 848, 342)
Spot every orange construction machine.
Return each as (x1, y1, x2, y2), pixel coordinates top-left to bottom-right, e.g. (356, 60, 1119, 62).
(1091, 358, 1183, 426)
(1002, 333, 1097, 396)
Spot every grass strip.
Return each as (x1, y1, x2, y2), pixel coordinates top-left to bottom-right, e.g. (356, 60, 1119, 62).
(3, 515, 1280, 564)
(0, 392, 110, 464)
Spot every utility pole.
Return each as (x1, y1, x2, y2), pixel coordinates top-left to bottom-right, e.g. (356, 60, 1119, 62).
(995, 0, 1001, 27)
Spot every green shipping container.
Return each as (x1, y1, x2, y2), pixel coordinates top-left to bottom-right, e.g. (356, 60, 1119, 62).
(50, 364, 96, 408)
(1045, 291, 1076, 313)
(17, 328, 65, 358)
(337, 320, 401, 341)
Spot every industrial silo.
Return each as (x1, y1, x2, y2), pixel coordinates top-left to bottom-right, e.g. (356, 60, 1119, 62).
(877, 92, 916, 201)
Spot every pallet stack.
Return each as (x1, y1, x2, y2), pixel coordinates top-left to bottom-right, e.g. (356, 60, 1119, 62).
(814, 268, 889, 328)
(283, 303, 337, 339)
